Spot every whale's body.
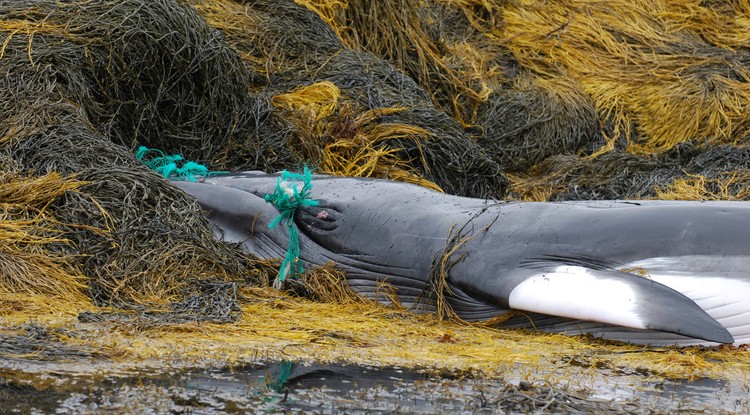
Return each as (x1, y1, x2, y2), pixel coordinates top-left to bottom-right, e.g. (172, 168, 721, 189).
(174, 172, 750, 346)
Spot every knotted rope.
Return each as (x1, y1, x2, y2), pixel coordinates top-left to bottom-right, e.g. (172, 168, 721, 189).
(264, 167, 318, 289)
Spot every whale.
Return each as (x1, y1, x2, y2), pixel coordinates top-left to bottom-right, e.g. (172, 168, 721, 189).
(173, 171, 750, 346)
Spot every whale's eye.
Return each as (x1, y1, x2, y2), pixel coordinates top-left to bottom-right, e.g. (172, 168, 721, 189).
(296, 199, 341, 233)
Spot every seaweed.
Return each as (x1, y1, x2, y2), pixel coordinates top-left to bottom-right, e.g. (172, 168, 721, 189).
(193, 0, 510, 198)
(476, 74, 601, 172)
(0, 0, 274, 319)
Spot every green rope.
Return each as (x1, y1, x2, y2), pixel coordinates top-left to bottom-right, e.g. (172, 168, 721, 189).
(136, 146, 221, 182)
(264, 166, 318, 289)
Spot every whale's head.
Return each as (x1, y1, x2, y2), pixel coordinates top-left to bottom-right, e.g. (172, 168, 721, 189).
(172, 171, 448, 267)
(172, 171, 467, 306)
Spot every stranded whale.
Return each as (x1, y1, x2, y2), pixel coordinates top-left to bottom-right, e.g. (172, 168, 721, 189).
(174, 171, 750, 346)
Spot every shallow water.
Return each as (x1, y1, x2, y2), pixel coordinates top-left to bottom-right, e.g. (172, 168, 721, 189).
(1, 359, 748, 414)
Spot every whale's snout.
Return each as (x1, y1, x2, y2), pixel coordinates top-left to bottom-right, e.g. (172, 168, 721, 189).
(173, 180, 290, 259)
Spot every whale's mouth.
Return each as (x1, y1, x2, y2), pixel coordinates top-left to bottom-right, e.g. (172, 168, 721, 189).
(171, 180, 290, 259)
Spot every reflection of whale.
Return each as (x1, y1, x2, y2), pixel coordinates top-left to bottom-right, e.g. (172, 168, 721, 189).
(174, 171, 750, 346)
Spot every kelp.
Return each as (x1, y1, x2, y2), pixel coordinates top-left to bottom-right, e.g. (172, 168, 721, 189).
(510, 143, 750, 202)
(509, 152, 683, 201)
(0, 167, 91, 318)
(190, 0, 509, 198)
(0, 0, 252, 161)
(0, 0, 276, 319)
(0, 324, 114, 361)
(294, 0, 750, 197)
(656, 171, 750, 201)
(295, 0, 511, 126)
(476, 74, 600, 172)
(269, 81, 440, 190)
(499, 0, 750, 155)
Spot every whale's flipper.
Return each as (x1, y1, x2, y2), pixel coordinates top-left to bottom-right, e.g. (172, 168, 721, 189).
(505, 265, 733, 344)
(451, 259, 734, 344)
(623, 255, 750, 345)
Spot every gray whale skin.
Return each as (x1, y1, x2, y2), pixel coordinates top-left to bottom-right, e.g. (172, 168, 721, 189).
(174, 171, 750, 346)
